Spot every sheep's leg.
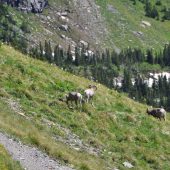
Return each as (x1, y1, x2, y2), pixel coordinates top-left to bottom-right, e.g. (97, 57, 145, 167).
(68, 101, 73, 109)
(66, 99, 69, 105)
(91, 103, 94, 107)
(90, 96, 95, 107)
(66, 100, 70, 107)
(75, 100, 78, 107)
(79, 100, 82, 108)
(66, 100, 70, 108)
(163, 117, 166, 121)
(86, 99, 88, 103)
(86, 97, 89, 103)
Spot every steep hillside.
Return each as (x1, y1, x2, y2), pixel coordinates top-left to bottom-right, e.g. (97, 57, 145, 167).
(96, 0, 170, 49)
(0, 0, 48, 12)
(6, 0, 110, 51)
(0, 45, 170, 170)
(3, 0, 170, 52)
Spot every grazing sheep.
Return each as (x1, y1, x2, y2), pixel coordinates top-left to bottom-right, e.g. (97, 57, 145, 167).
(66, 92, 83, 107)
(84, 85, 97, 106)
(146, 107, 166, 121)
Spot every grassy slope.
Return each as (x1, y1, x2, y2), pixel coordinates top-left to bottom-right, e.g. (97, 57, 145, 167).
(0, 45, 170, 169)
(7, 0, 170, 51)
(0, 144, 22, 170)
(95, 0, 170, 50)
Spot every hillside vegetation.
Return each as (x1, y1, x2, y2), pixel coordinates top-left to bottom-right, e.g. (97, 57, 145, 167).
(96, 0, 170, 49)
(0, 144, 22, 170)
(0, 45, 170, 169)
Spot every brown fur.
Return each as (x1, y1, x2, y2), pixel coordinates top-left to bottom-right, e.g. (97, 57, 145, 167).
(66, 92, 83, 107)
(147, 108, 166, 121)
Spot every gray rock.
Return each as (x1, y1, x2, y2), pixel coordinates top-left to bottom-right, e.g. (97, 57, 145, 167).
(0, 0, 48, 13)
(107, 4, 119, 14)
(59, 25, 69, 32)
(123, 161, 134, 168)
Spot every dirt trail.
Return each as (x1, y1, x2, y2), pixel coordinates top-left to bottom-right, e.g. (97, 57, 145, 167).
(0, 132, 74, 170)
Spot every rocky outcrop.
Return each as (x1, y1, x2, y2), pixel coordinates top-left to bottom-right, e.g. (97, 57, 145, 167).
(0, 0, 48, 13)
(72, 0, 120, 53)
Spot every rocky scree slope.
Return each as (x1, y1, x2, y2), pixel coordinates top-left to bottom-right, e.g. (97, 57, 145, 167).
(0, 132, 74, 170)
(2, 0, 170, 52)
(0, 0, 48, 13)
(2, 0, 118, 53)
(29, 0, 113, 52)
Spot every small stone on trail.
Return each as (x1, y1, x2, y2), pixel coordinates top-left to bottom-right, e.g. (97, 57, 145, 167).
(123, 161, 134, 168)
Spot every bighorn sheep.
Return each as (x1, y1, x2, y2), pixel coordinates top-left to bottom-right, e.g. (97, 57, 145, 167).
(84, 85, 97, 105)
(146, 107, 166, 121)
(66, 92, 83, 107)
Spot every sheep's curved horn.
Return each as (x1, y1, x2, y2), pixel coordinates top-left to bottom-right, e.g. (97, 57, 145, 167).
(93, 85, 97, 90)
(88, 85, 92, 88)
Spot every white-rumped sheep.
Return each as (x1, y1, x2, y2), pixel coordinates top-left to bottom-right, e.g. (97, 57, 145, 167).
(147, 107, 166, 121)
(84, 85, 97, 106)
(66, 92, 83, 107)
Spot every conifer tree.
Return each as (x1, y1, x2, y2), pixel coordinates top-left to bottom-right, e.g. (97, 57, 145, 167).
(122, 69, 132, 92)
(74, 46, 80, 66)
(44, 40, 52, 63)
(145, 0, 152, 17)
(66, 45, 73, 65)
(146, 49, 154, 64)
(39, 41, 44, 60)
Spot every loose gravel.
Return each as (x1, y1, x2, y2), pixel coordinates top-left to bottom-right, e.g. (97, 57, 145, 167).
(0, 132, 74, 170)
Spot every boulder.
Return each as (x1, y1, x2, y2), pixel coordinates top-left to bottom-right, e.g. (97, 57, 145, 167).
(141, 20, 151, 27)
(123, 161, 134, 168)
(59, 25, 69, 32)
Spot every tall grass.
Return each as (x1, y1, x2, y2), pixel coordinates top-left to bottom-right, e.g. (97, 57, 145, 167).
(95, 0, 170, 50)
(0, 144, 23, 170)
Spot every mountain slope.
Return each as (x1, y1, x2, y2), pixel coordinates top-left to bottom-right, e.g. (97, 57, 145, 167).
(0, 45, 170, 169)
(96, 0, 170, 49)
(4, 0, 170, 52)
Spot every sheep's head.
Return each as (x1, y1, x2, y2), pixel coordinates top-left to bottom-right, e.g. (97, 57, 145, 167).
(146, 108, 150, 115)
(65, 94, 69, 100)
(88, 85, 97, 91)
(93, 85, 97, 91)
(88, 85, 92, 88)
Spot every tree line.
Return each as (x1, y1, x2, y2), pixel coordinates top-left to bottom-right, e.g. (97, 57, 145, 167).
(0, 4, 29, 53)
(29, 40, 170, 110)
(1, 4, 170, 110)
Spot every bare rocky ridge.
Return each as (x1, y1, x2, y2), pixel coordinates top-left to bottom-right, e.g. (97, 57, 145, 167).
(0, 132, 74, 170)
(28, 0, 107, 50)
(0, 0, 48, 13)
(72, 0, 107, 46)
(71, 0, 120, 52)
(1, 0, 120, 52)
